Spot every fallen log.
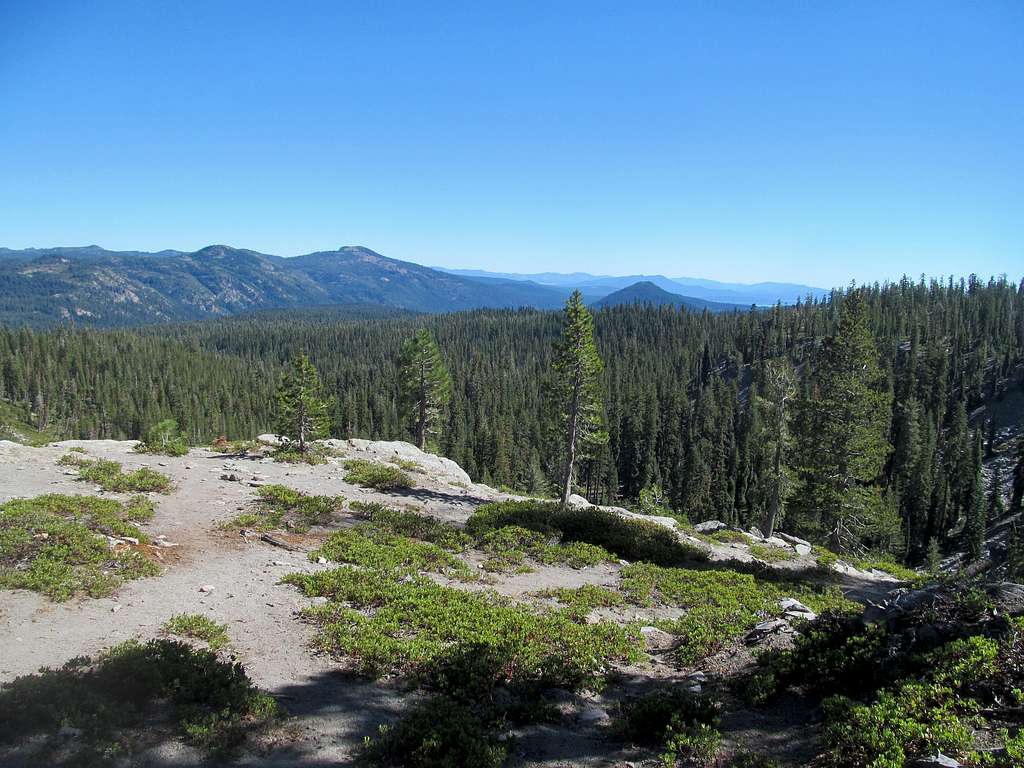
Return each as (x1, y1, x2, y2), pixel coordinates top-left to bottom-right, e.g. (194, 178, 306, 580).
(260, 533, 301, 552)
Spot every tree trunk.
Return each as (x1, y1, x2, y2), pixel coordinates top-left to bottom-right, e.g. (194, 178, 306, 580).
(417, 366, 427, 450)
(560, 368, 583, 509)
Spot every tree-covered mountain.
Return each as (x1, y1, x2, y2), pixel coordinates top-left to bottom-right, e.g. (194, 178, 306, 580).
(595, 281, 743, 312)
(0, 244, 569, 327)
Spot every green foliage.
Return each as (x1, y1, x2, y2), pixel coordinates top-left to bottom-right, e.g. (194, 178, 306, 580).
(821, 684, 976, 768)
(311, 527, 474, 579)
(748, 543, 796, 562)
(617, 686, 720, 767)
(850, 553, 920, 582)
(359, 696, 508, 768)
(791, 292, 893, 552)
(5, 277, 1020, 560)
(344, 458, 413, 490)
(0, 494, 159, 600)
(59, 454, 172, 493)
(276, 352, 331, 453)
(163, 613, 230, 651)
(742, 615, 892, 705)
(0, 639, 280, 763)
(271, 444, 332, 464)
(135, 418, 189, 456)
(283, 567, 642, 695)
(349, 501, 471, 550)
(228, 484, 343, 532)
(477, 525, 613, 572)
(467, 500, 707, 567)
(398, 328, 451, 451)
(622, 563, 857, 664)
(533, 584, 625, 619)
(547, 290, 608, 506)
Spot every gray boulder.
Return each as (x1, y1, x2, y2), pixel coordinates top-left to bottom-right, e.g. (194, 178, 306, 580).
(694, 520, 727, 533)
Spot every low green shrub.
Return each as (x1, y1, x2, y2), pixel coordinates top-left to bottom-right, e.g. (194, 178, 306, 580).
(134, 419, 189, 457)
(311, 526, 475, 579)
(533, 584, 625, 620)
(617, 686, 720, 767)
(359, 696, 508, 768)
(0, 639, 280, 762)
(163, 613, 230, 651)
(709, 529, 750, 544)
(271, 445, 331, 464)
(749, 543, 796, 563)
(344, 459, 413, 489)
(467, 500, 706, 567)
(59, 454, 172, 493)
(283, 566, 642, 696)
(478, 525, 614, 572)
(350, 501, 470, 551)
(0, 494, 160, 600)
(821, 683, 976, 768)
(621, 563, 856, 664)
(741, 615, 892, 705)
(851, 553, 920, 582)
(228, 484, 343, 532)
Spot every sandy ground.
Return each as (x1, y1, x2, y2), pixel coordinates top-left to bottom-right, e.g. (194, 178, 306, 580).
(0, 439, 900, 767)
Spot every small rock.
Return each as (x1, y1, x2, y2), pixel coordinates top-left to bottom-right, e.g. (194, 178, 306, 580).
(220, 473, 239, 482)
(794, 543, 812, 556)
(694, 520, 727, 533)
(111, 604, 122, 613)
(912, 754, 962, 767)
(309, 596, 329, 606)
(121, 536, 139, 545)
(746, 618, 789, 643)
(317, 557, 328, 565)
(686, 671, 707, 683)
(785, 610, 817, 621)
(764, 536, 790, 548)
(271, 560, 290, 566)
(779, 598, 814, 614)
(640, 626, 678, 653)
(685, 683, 702, 694)
(198, 584, 215, 593)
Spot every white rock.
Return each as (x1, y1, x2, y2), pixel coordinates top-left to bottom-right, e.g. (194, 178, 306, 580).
(256, 434, 285, 446)
(198, 584, 215, 593)
(764, 536, 790, 548)
(779, 598, 814, 614)
(640, 626, 677, 652)
(777, 532, 811, 547)
(694, 520, 727, 533)
(795, 543, 812, 556)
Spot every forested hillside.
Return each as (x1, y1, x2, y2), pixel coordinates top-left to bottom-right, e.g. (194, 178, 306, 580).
(2, 274, 1022, 560)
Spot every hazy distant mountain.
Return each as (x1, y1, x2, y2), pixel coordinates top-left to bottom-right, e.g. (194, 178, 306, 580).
(0, 245, 568, 327)
(595, 281, 743, 312)
(438, 268, 827, 305)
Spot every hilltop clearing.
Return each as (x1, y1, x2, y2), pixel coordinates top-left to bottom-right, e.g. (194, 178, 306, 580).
(0, 438, 1019, 767)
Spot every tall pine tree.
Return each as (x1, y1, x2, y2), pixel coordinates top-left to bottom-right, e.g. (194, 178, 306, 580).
(398, 329, 451, 451)
(548, 291, 608, 508)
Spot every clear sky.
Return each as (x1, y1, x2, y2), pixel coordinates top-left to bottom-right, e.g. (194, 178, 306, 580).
(1, 1, 1021, 287)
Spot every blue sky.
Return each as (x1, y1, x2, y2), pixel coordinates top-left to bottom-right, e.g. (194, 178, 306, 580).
(1, 1, 1021, 287)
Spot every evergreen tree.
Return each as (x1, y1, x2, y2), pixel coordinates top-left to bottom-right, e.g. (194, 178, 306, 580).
(965, 430, 987, 562)
(1011, 438, 1024, 515)
(276, 353, 331, 453)
(756, 360, 796, 537)
(792, 293, 892, 551)
(987, 465, 1006, 522)
(548, 291, 608, 508)
(398, 329, 451, 451)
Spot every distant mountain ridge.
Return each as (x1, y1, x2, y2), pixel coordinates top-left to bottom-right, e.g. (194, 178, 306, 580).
(438, 267, 827, 305)
(595, 281, 744, 312)
(0, 244, 578, 327)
